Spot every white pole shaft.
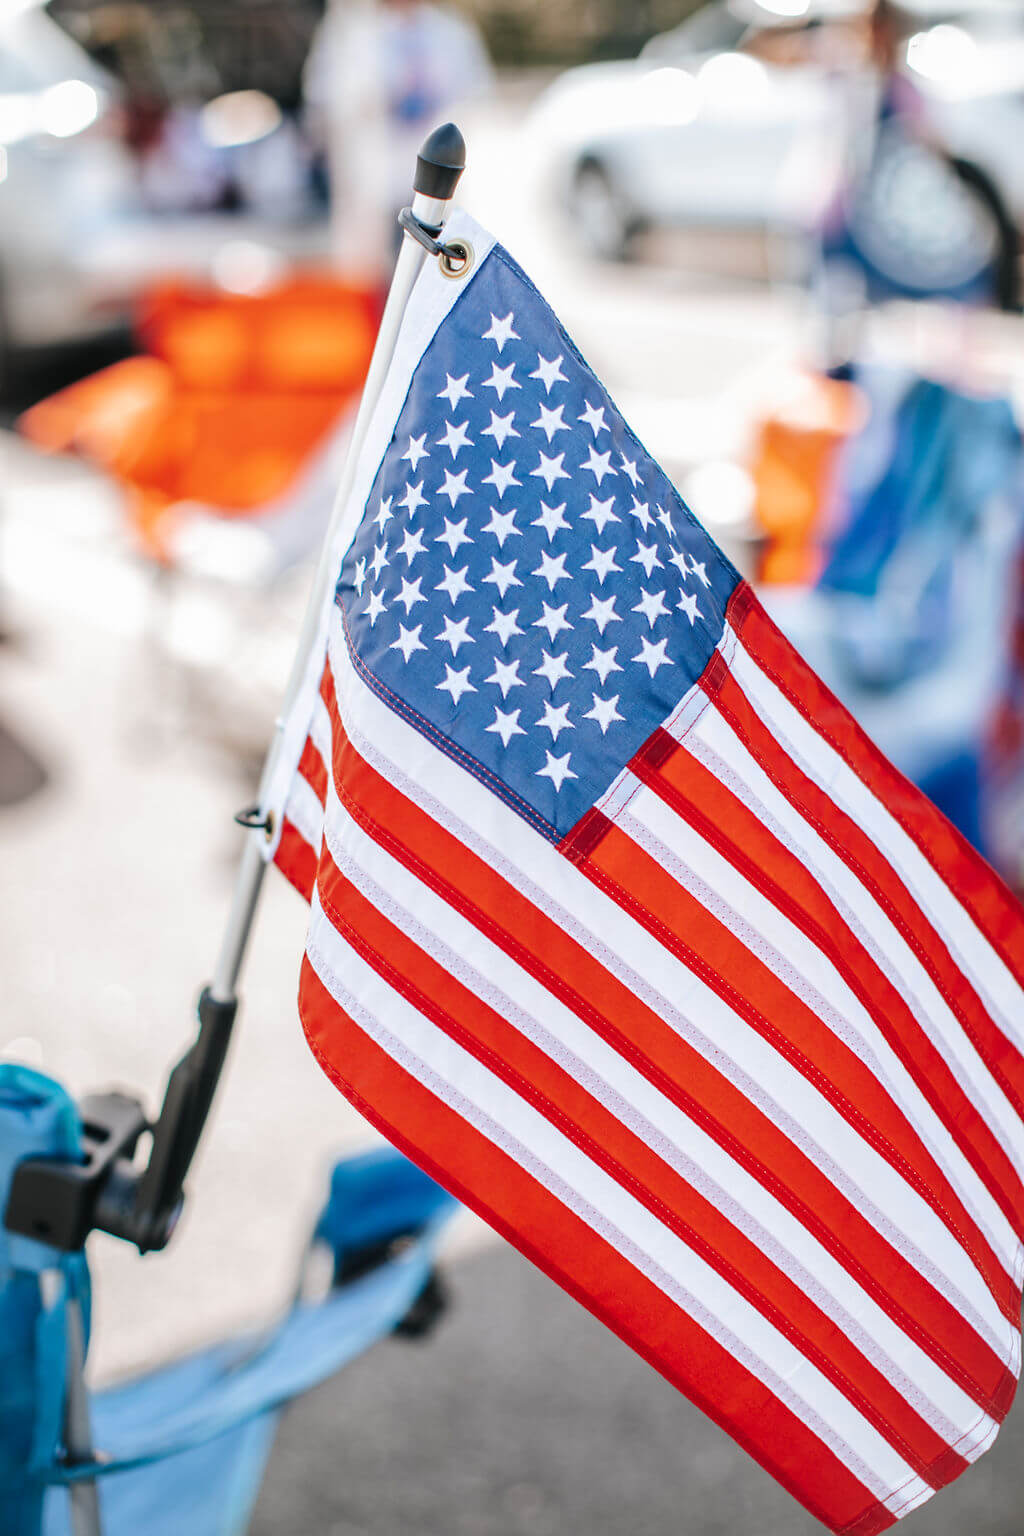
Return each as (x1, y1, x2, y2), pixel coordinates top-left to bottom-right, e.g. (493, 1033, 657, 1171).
(209, 189, 451, 1003)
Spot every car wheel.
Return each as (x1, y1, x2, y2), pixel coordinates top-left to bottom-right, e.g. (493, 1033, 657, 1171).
(570, 158, 639, 262)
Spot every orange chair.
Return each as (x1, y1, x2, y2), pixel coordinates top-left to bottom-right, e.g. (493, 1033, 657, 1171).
(750, 373, 867, 587)
(21, 275, 382, 563)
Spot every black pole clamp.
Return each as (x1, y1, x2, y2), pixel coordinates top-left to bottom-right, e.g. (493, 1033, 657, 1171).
(234, 804, 274, 839)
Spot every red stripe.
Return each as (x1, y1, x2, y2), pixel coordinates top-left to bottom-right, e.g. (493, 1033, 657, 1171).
(314, 670, 1013, 1414)
(297, 953, 896, 1536)
(298, 731, 329, 809)
(715, 625, 1024, 1128)
(702, 649, 1024, 1250)
(731, 584, 1024, 1018)
(315, 846, 971, 1484)
(569, 810, 1019, 1327)
(633, 732, 1021, 1297)
(273, 816, 317, 902)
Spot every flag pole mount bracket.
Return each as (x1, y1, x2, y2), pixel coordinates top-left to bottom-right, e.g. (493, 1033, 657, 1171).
(397, 207, 473, 281)
(233, 804, 275, 841)
(4, 988, 238, 1255)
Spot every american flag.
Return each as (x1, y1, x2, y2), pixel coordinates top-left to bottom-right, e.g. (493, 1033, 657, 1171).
(269, 214, 1024, 1534)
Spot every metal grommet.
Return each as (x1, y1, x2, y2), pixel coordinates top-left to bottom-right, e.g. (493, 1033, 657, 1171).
(439, 240, 473, 280)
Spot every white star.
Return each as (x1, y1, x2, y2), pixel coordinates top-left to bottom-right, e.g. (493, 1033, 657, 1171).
(583, 644, 622, 687)
(533, 650, 573, 691)
(533, 549, 570, 592)
(533, 501, 570, 542)
(633, 587, 670, 628)
(482, 556, 521, 600)
(690, 555, 711, 589)
(375, 495, 395, 532)
(657, 505, 675, 538)
(436, 419, 473, 459)
(481, 410, 519, 450)
(533, 602, 572, 643)
(536, 750, 577, 792)
(435, 517, 472, 557)
(482, 312, 518, 351)
(630, 540, 663, 579)
(579, 400, 607, 437)
(436, 564, 474, 605)
(480, 506, 520, 547)
(353, 556, 366, 596)
(531, 354, 568, 394)
(397, 526, 426, 565)
(531, 451, 570, 492)
(439, 468, 471, 507)
(402, 434, 429, 471)
(485, 656, 524, 698)
(678, 590, 701, 626)
(537, 699, 574, 742)
(370, 542, 388, 580)
(390, 623, 427, 663)
(437, 664, 475, 707)
(580, 593, 620, 634)
(531, 402, 569, 443)
(364, 589, 386, 627)
(482, 459, 521, 498)
(438, 373, 472, 408)
(580, 446, 616, 485)
(396, 576, 426, 614)
(633, 635, 672, 677)
(399, 481, 427, 518)
(580, 495, 619, 535)
(668, 547, 691, 581)
(620, 454, 640, 487)
(628, 497, 654, 532)
(486, 706, 526, 748)
(584, 694, 624, 735)
(436, 614, 474, 655)
(482, 361, 520, 402)
(581, 544, 622, 585)
(484, 607, 524, 647)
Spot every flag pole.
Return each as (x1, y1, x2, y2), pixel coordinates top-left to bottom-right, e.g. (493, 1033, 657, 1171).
(210, 123, 467, 1005)
(13, 127, 470, 1264)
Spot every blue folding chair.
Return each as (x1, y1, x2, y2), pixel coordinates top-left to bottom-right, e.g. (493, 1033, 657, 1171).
(1, 1059, 457, 1536)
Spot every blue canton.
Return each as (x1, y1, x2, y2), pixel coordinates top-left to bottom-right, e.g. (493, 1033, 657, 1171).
(336, 245, 740, 840)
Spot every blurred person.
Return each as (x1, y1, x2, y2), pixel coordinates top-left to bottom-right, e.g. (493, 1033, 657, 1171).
(815, 0, 1017, 359)
(303, 0, 493, 282)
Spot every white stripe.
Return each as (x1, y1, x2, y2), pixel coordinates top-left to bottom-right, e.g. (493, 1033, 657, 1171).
(284, 771, 324, 852)
(729, 632, 1024, 1069)
(318, 781, 999, 1449)
(305, 894, 930, 1504)
(687, 659, 1024, 1205)
(621, 777, 1020, 1276)
(322, 614, 1018, 1362)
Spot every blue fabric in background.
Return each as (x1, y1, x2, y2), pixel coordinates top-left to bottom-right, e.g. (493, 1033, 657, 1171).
(0, 1067, 86, 1536)
(819, 378, 1020, 691)
(0, 1063, 457, 1536)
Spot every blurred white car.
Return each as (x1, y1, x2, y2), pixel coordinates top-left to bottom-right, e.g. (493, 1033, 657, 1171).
(536, 0, 1024, 263)
(0, 0, 141, 369)
(0, 1, 329, 386)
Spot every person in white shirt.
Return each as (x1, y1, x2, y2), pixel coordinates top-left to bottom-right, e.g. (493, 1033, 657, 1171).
(304, 0, 493, 282)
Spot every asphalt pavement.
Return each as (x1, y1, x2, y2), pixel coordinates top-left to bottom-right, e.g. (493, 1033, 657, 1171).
(254, 1241, 1024, 1536)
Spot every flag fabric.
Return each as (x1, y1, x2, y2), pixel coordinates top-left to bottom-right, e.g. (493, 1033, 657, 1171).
(265, 211, 1024, 1535)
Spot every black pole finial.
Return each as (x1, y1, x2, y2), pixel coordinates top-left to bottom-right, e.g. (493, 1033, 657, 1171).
(414, 122, 466, 202)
